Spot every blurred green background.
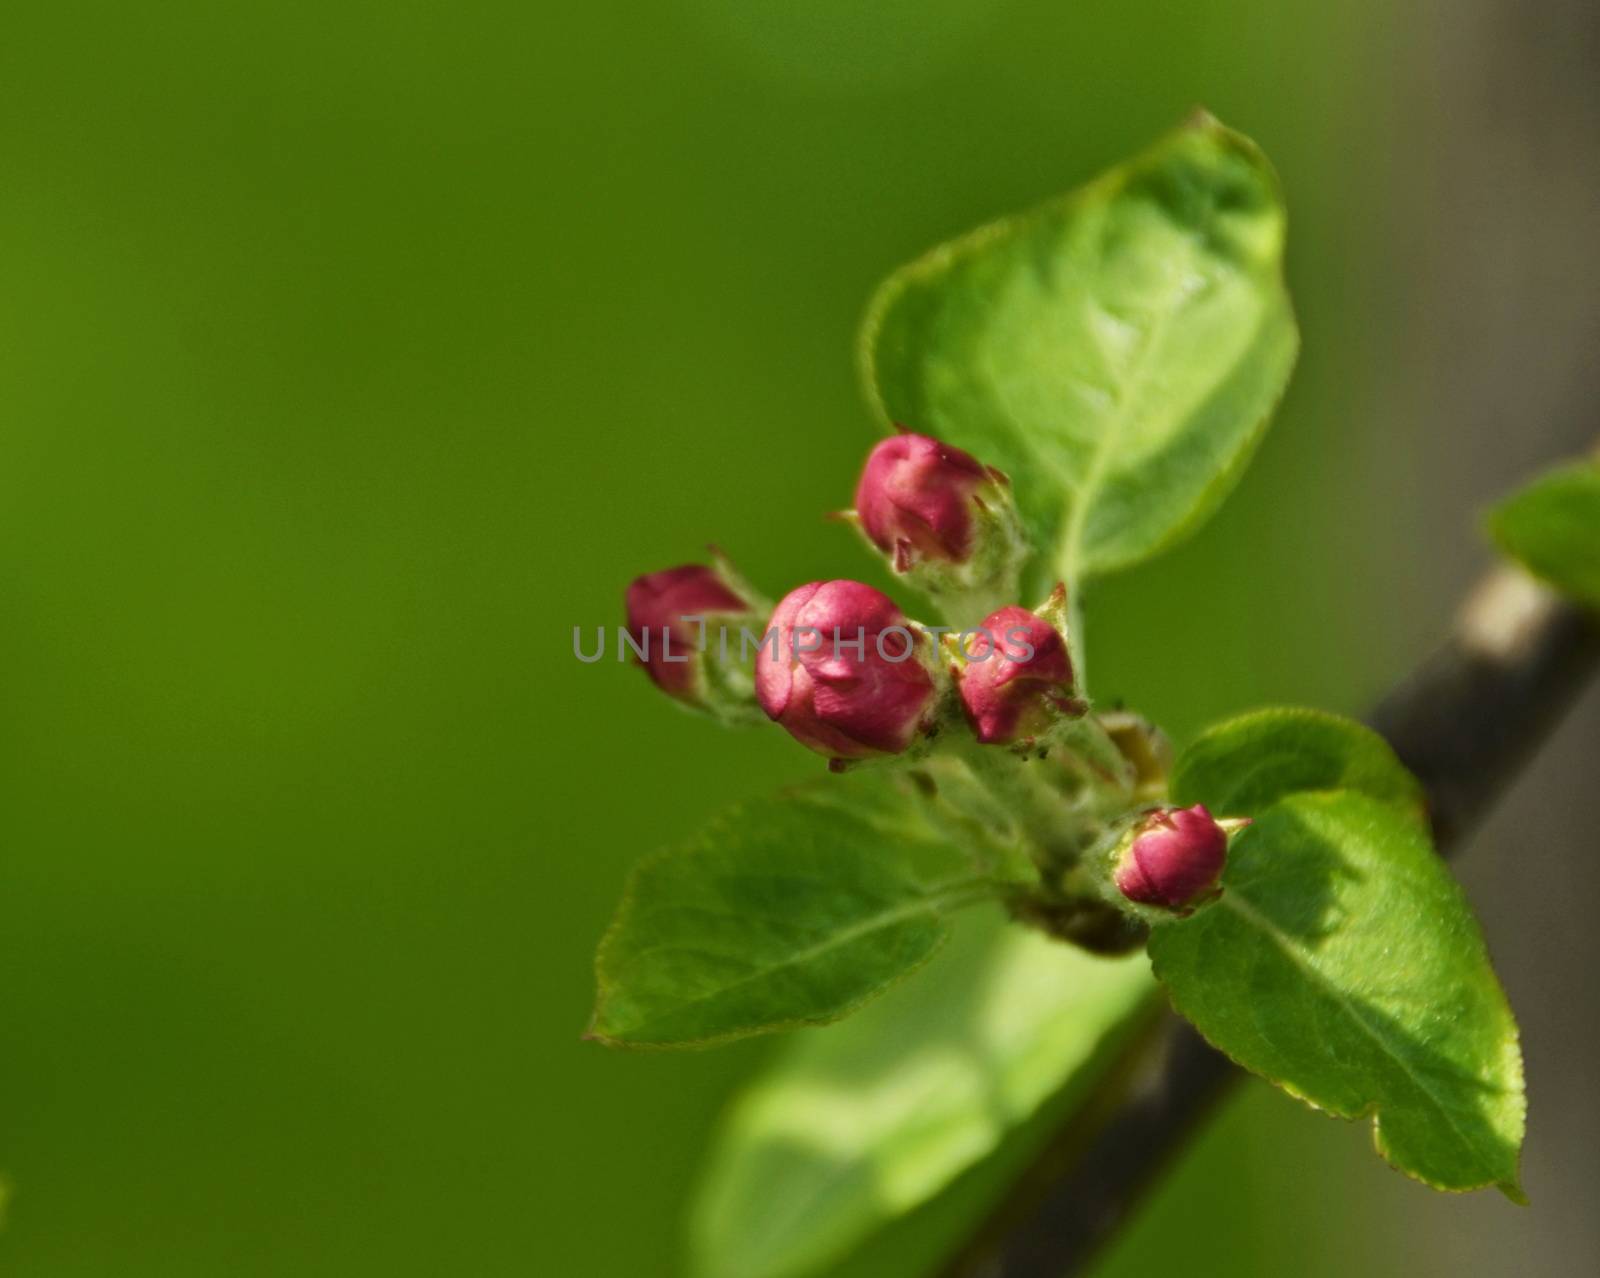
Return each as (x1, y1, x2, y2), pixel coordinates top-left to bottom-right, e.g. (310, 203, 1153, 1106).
(3, 1, 1596, 1275)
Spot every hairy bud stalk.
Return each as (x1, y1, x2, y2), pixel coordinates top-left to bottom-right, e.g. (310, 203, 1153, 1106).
(755, 580, 941, 765)
(624, 553, 769, 725)
(850, 430, 1028, 621)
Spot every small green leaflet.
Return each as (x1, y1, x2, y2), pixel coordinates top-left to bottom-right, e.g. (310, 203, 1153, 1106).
(587, 779, 997, 1049)
(860, 112, 1299, 586)
(1149, 791, 1525, 1198)
(1170, 706, 1425, 822)
(690, 916, 1155, 1278)
(1489, 458, 1600, 608)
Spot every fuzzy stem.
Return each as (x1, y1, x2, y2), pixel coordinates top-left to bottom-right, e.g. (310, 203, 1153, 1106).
(1067, 584, 1089, 694)
(949, 738, 1097, 871)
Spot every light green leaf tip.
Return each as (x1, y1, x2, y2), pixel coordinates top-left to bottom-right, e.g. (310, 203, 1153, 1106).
(587, 780, 994, 1050)
(860, 111, 1299, 586)
(1150, 791, 1525, 1199)
(688, 918, 1155, 1278)
(1488, 457, 1600, 609)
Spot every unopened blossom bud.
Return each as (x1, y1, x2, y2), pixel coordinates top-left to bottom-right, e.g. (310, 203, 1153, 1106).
(957, 605, 1079, 745)
(625, 557, 766, 722)
(1113, 805, 1249, 912)
(851, 431, 1027, 609)
(755, 580, 938, 763)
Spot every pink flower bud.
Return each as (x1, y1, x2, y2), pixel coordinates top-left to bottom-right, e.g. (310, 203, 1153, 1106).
(854, 432, 1011, 572)
(1114, 805, 1240, 911)
(755, 580, 937, 762)
(625, 564, 755, 702)
(957, 606, 1077, 744)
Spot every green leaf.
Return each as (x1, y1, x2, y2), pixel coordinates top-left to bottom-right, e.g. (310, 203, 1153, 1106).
(690, 916, 1155, 1278)
(1149, 791, 1525, 1197)
(1170, 706, 1425, 822)
(1488, 458, 1600, 608)
(587, 779, 996, 1049)
(860, 113, 1299, 584)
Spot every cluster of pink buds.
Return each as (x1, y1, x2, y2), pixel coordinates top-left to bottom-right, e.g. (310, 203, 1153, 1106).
(624, 429, 1056, 766)
(621, 426, 1253, 923)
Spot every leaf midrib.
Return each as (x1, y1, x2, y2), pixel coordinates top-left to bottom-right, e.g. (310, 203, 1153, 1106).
(1218, 890, 1496, 1172)
(602, 880, 992, 1040)
(1055, 277, 1189, 588)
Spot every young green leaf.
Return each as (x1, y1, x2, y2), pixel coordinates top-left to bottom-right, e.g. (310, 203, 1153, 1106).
(1488, 458, 1600, 608)
(689, 917, 1155, 1278)
(860, 113, 1299, 586)
(1170, 706, 1425, 822)
(587, 779, 997, 1049)
(1149, 791, 1525, 1198)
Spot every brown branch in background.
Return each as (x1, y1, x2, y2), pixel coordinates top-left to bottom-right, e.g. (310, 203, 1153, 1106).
(1369, 568, 1600, 846)
(941, 564, 1600, 1278)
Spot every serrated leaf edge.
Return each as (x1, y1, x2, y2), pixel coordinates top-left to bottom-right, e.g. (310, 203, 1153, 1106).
(1149, 795, 1526, 1201)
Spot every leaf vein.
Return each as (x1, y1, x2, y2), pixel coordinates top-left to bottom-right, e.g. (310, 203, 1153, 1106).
(1219, 891, 1490, 1165)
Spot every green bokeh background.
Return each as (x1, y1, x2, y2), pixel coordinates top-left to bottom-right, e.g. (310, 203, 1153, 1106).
(1, 2, 1589, 1275)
